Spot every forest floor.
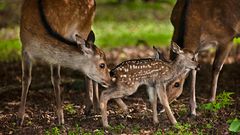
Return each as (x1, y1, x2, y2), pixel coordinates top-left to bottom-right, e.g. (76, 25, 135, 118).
(0, 45, 240, 134)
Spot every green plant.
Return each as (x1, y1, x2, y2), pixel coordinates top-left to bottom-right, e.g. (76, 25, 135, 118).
(82, 132, 91, 135)
(174, 123, 193, 135)
(154, 123, 193, 135)
(64, 104, 76, 115)
(94, 129, 105, 135)
(45, 130, 50, 135)
(68, 124, 81, 135)
(110, 124, 125, 133)
(45, 127, 61, 135)
(228, 118, 240, 133)
(154, 129, 164, 135)
(132, 124, 141, 134)
(205, 123, 213, 129)
(200, 91, 234, 112)
(234, 37, 240, 44)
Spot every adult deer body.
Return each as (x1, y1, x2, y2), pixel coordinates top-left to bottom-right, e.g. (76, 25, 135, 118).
(19, 0, 110, 125)
(99, 43, 198, 127)
(171, 0, 240, 115)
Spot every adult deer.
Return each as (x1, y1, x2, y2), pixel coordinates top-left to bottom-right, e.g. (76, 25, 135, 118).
(19, 0, 110, 125)
(171, 0, 240, 115)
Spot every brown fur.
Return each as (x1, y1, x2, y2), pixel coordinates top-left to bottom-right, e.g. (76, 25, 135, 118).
(18, 0, 110, 125)
(171, 0, 240, 115)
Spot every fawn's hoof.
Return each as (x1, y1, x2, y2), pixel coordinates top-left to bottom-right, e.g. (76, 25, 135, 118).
(187, 112, 197, 118)
(153, 120, 159, 125)
(208, 97, 216, 102)
(103, 123, 110, 128)
(16, 117, 24, 126)
(16, 112, 25, 126)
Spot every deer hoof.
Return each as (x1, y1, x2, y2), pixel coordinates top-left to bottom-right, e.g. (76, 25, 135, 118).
(153, 119, 159, 125)
(103, 123, 110, 128)
(16, 116, 24, 126)
(208, 97, 216, 102)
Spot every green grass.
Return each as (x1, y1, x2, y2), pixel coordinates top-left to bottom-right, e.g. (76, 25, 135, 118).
(93, 0, 174, 47)
(94, 21, 173, 48)
(0, 1, 174, 61)
(0, 39, 21, 62)
(0, 0, 239, 61)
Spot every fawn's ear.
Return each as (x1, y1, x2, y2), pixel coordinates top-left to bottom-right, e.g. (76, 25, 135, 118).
(76, 34, 94, 55)
(153, 46, 171, 62)
(87, 30, 95, 44)
(153, 46, 162, 59)
(171, 42, 183, 54)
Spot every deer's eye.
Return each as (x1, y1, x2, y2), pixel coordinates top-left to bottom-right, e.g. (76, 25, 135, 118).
(174, 82, 180, 88)
(99, 63, 105, 69)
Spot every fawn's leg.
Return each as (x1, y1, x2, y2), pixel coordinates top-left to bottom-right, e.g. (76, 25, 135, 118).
(147, 86, 159, 124)
(157, 84, 177, 125)
(189, 69, 197, 116)
(114, 98, 128, 112)
(50, 65, 64, 124)
(152, 87, 159, 124)
(100, 88, 131, 128)
(18, 51, 32, 125)
(209, 42, 232, 101)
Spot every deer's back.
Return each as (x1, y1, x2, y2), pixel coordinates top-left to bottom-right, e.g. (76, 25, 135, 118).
(20, 0, 95, 43)
(110, 59, 171, 86)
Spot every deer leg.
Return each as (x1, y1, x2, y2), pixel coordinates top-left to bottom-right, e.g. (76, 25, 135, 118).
(147, 86, 159, 124)
(85, 78, 100, 114)
(114, 98, 128, 112)
(209, 42, 233, 101)
(18, 52, 32, 125)
(93, 81, 99, 113)
(50, 65, 64, 124)
(156, 84, 177, 125)
(84, 76, 94, 114)
(189, 69, 197, 116)
(152, 88, 159, 124)
(100, 88, 128, 128)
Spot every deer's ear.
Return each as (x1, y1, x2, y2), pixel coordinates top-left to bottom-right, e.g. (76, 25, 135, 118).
(76, 34, 94, 55)
(153, 46, 161, 59)
(171, 42, 182, 54)
(87, 30, 95, 43)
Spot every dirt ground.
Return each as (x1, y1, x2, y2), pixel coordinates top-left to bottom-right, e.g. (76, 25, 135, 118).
(0, 45, 240, 134)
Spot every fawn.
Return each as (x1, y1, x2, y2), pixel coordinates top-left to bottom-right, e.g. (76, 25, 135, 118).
(99, 42, 198, 127)
(147, 47, 191, 108)
(19, 0, 110, 125)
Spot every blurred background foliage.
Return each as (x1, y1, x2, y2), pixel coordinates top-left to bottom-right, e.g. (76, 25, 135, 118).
(0, 0, 239, 62)
(0, 0, 175, 62)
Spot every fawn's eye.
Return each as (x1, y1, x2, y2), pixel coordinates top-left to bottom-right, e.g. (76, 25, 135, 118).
(99, 63, 105, 69)
(174, 82, 180, 88)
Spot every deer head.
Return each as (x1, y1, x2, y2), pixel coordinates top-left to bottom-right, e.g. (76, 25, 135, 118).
(75, 31, 111, 88)
(171, 42, 199, 70)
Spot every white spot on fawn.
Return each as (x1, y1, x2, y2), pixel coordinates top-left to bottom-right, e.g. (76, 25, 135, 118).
(120, 74, 127, 78)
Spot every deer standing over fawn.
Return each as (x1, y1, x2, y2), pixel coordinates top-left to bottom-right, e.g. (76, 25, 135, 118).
(171, 0, 240, 116)
(99, 43, 199, 127)
(19, 0, 110, 125)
